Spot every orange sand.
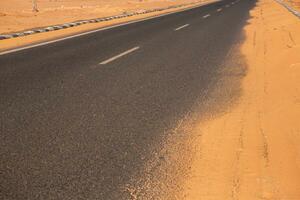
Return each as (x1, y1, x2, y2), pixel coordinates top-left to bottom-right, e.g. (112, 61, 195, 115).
(283, 0, 300, 11)
(0, 0, 204, 34)
(183, 0, 300, 199)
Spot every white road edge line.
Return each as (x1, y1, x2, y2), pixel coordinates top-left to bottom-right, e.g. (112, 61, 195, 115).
(0, 0, 221, 56)
(174, 24, 190, 31)
(217, 8, 223, 12)
(202, 14, 211, 18)
(99, 46, 140, 65)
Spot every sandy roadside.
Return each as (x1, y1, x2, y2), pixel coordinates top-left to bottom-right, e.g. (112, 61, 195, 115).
(181, 0, 300, 199)
(0, 0, 214, 52)
(283, 0, 300, 11)
(0, 0, 204, 34)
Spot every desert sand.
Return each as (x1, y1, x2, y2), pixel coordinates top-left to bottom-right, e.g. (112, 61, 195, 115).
(283, 0, 300, 11)
(182, 0, 300, 198)
(0, 0, 203, 34)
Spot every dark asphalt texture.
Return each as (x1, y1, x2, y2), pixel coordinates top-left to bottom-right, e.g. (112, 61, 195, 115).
(0, 0, 256, 199)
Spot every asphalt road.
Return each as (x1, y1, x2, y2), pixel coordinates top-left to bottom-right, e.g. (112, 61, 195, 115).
(0, 0, 256, 199)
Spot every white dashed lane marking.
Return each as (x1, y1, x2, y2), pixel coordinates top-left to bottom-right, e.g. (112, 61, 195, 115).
(174, 24, 190, 31)
(99, 46, 140, 65)
(217, 8, 223, 12)
(203, 14, 211, 18)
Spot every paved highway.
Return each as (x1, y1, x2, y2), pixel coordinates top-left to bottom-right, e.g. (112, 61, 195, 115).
(0, 0, 256, 199)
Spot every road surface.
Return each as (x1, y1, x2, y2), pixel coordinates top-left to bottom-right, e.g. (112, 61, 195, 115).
(0, 0, 256, 199)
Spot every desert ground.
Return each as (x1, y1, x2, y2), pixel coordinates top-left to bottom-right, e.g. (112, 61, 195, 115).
(0, 0, 204, 34)
(283, 0, 300, 10)
(180, 0, 300, 198)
